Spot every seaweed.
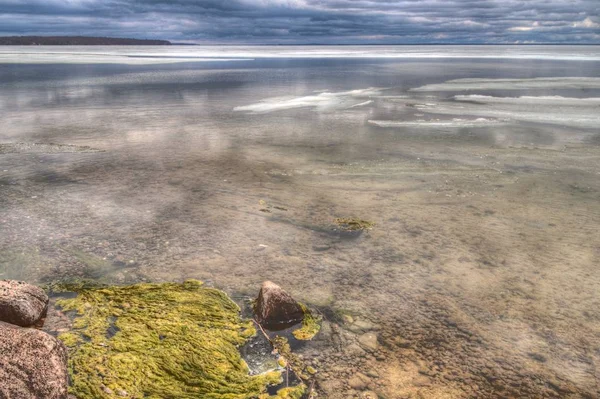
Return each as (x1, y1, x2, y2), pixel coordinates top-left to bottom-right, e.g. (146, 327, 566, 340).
(292, 304, 322, 341)
(55, 280, 286, 399)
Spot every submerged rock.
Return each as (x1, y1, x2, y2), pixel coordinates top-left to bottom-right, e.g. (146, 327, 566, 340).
(0, 279, 49, 327)
(348, 372, 371, 390)
(0, 321, 68, 399)
(254, 281, 304, 328)
(358, 332, 379, 351)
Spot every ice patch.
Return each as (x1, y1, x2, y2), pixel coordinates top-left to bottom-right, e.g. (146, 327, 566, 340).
(411, 99, 600, 129)
(233, 88, 383, 113)
(410, 77, 600, 92)
(368, 118, 506, 128)
(347, 100, 374, 108)
(455, 95, 600, 105)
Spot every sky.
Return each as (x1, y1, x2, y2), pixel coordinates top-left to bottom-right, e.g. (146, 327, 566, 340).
(0, 0, 598, 44)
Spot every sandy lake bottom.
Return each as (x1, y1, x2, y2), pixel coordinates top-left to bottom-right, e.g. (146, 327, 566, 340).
(1, 46, 599, 398)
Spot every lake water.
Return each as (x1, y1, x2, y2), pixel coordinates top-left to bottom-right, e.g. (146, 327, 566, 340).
(1, 45, 599, 398)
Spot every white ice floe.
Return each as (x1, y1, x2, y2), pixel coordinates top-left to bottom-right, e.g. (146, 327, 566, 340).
(409, 97, 600, 129)
(368, 118, 506, 128)
(410, 77, 600, 91)
(454, 95, 600, 105)
(347, 100, 374, 108)
(233, 88, 382, 113)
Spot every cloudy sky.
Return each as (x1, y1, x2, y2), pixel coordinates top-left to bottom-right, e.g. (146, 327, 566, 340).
(0, 0, 598, 44)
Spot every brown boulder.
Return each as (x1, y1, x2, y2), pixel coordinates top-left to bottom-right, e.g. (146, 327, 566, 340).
(0, 280, 49, 327)
(254, 281, 304, 328)
(0, 321, 68, 399)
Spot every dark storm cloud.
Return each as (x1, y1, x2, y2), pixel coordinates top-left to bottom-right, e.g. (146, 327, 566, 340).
(0, 0, 598, 43)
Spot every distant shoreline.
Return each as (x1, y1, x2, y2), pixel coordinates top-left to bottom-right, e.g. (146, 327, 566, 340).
(0, 36, 598, 46)
(0, 36, 171, 45)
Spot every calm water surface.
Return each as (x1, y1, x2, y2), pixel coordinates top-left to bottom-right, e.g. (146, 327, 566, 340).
(1, 46, 599, 398)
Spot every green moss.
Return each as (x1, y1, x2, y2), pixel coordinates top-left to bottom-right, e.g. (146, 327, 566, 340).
(55, 280, 282, 399)
(292, 304, 322, 341)
(57, 332, 80, 347)
(277, 357, 288, 368)
(334, 218, 375, 231)
(271, 385, 306, 398)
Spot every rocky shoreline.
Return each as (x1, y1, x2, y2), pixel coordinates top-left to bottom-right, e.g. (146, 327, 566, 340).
(0, 280, 68, 399)
(0, 279, 322, 399)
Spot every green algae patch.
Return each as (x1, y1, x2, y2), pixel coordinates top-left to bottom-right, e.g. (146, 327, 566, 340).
(334, 218, 375, 231)
(292, 304, 322, 341)
(55, 280, 282, 399)
(57, 331, 80, 347)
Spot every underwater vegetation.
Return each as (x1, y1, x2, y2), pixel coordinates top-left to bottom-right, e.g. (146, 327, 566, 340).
(262, 309, 321, 398)
(333, 218, 375, 231)
(292, 304, 322, 341)
(54, 280, 299, 399)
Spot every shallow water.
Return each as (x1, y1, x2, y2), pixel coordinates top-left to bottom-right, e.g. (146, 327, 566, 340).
(1, 46, 600, 398)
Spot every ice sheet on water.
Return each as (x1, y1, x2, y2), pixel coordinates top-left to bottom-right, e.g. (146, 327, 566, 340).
(233, 83, 600, 129)
(454, 95, 600, 105)
(347, 100, 374, 108)
(2, 45, 600, 64)
(233, 88, 382, 113)
(368, 118, 507, 128)
(0, 47, 256, 65)
(410, 97, 600, 129)
(410, 77, 600, 91)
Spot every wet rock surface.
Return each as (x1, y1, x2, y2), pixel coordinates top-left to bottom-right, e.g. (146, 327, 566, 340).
(0, 279, 49, 327)
(254, 280, 304, 328)
(0, 320, 68, 399)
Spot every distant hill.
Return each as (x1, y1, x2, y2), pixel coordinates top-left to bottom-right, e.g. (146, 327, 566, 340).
(0, 36, 171, 45)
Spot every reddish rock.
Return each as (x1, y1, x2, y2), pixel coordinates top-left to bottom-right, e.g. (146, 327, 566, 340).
(0, 280, 49, 327)
(0, 321, 68, 399)
(254, 281, 304, 328)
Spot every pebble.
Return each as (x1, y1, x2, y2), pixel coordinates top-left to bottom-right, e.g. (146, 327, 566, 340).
(346, 319, 377, 333)
(360, 391, 378, 399)
(312, 245, 331, 251)
(319, 379, 344, 396)
(348, 372, 370, 390)
(365, 370, 379, 378)
(358, 332, 379, 351)
(345, 343, 366, 357)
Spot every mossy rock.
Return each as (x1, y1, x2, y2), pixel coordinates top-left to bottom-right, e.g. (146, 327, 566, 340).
(55, 280, 284, 399)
